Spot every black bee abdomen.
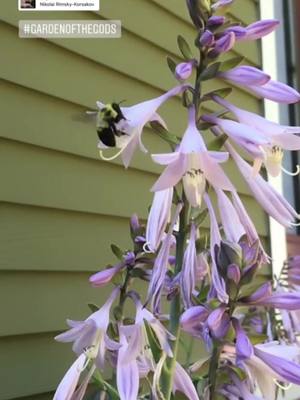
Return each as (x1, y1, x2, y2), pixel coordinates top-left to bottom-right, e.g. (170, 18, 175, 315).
(97, 127, 116, 147)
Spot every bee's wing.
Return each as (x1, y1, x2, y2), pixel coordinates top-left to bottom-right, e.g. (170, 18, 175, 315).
(71, 110, 98, 124)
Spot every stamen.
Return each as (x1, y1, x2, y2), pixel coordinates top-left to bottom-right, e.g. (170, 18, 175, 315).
(99, 147, 126, 162)
(143, 242, 154, 254)
(281, 164, 300, 177)
(273, 379, 292, 391)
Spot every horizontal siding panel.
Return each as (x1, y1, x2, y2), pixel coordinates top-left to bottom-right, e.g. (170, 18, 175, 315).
(0, 203, 131, 272)
(0, 333, 73, 399)
(0, 271, 116, 337)
(0, 138, 269, 220)
(0, 20, 260, 116)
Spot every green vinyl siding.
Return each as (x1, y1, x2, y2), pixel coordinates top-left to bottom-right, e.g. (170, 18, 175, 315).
(0, 0, 268, 398)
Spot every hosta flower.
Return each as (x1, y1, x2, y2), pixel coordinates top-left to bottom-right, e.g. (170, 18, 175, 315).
(241, 19, 280, 41)
(55, 286, 120, 369)
(244, 80, 300, 104)
(145, 187, 173, 252)
(96, 85, 187, 168)
(226, 143, 300, 227)
(181, 223, 198, 308)
(151, 106, 233, 207)
(146, 204, 182, 312)
(218, 66, 270, 86)
(214, 96, 300, 176)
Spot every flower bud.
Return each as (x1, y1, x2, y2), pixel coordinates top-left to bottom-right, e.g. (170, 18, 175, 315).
(207, 306, 230, 339)
(130, 213, 140, 232)
(241, 282, 272, 304)
(89, 264, 123, 287)
(227, 264, 241, 284)
(218, 241, 242, 273)
(175, 61, 194, 81)
(207, 16, 225, 27)
(199, 30, 214, 47)
(186, 0, 211, 28)
(209, 32, 235, 58)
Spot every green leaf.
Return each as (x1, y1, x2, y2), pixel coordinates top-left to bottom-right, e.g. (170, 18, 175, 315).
(88, 303, 99, 313)
(199, 62, 221, 81)
(111, 244, 123, 260)
(177, 35, 193, 60)
(219, 56, 244, 72)
(144, 318, 162, 363)
(249, 333, 268, 345)
(92, 370, 120, 400)
(207, 133, 228, 151)
(201, 87, 232, 102)
(166, 56, 177, 74)
(239, 278, 270, 299)
(149, 121, 180, 146)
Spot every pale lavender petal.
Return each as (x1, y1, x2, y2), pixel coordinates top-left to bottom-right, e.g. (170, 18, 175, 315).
(211, 0, 234, 10)
(151, 152, 180, 165)
(55, 323, 88, 343)
(71, 365, 96, 400)
(207, 306, 230, 339)
(146, 187, 173, 252)
(179, 107, 206, 153)
(248, 80, 300, 104)
(88, 286, 120, 330)
(272, 132, 300, 151)
(181, 223, 198, 308)
(173, 362, 199, 400)
(254, 346, 300, 385)
(180, 306, 209, 333)
(121, 132, 141, 169)
(208, 151, 229, 163)
(53, 354, 86, 400)
(215, 188, 245, 242)
(199, 152, 234, 191)
(117, 334, 139, 400)
(219, 66, 270, 86)
(149, 112, 168, 130)
(151, 154, 187, 192)
(258, 292, 300, 310)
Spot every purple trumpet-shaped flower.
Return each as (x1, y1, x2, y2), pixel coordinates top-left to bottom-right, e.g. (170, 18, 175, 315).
(215, 188, 245, 243)
(180, 305, 210, 336)
(226, 143, 300, 227)
(117, 331, 139, 400)
(251, 291, 300, 310)
(232, 319, 254, 364)
(218, 66, 270, 86)
(181, 223, 198, 308)
(55, 286, 120, 369)
(96, 84, 187, 168)
(200, 30, 215, 47)
(254, 343, 300, 385)
(210, 32, 235, 57)
(240, 19, 280, 42)
(211, 0, 234, 10)
(175, 61, 195, 81)
(247, 80, 300, 104)
(145, 187, 173, 253)
(207, 306, 230, 340)
(53, 353, 87, 400)
(173, 362, 199, 400)
(214, 96, 300, 176)
(204, 193, 229, 303)
(146, 204, 182, 312)
(151, 106, 233, 208)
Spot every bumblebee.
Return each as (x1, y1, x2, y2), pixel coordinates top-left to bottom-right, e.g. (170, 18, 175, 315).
(97, 103, 127, 147)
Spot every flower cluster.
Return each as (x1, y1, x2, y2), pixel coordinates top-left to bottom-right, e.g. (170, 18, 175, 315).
(55, 1, 300, 399)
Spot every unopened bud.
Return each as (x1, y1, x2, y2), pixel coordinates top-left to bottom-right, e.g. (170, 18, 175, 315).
(199, 30, 214, 47)
(227, 264, 241, 284)
(186, 0, 211, 28)
(175, 61, 194, 81)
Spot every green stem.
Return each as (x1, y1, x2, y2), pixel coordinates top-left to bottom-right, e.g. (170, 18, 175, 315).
(160, 199, 189, 399)
(208, 344, 221, 400)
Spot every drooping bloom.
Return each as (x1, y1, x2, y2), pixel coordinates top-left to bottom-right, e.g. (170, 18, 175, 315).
(245, 80, 300, 104)
(96, 84, 187, 168)
(53, 354, 87, 400)
(226, 142, 300, 227)
(213, 96, 300, 176)
(181, 223, 198, 308)
(55, 286, 120, 369)
(207, 306, 231, 340)
(146, 204, 182, 312)
(232, 319, 254, 364)
(218, 66, 270, 86)
(117, 331, 139, 400)
(173, 362, 199, 400)
(204, 193, 229, 303)
(151, 106, 234, 207)
(145, 187, 173, 252)
(180, 305, 210, 337)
